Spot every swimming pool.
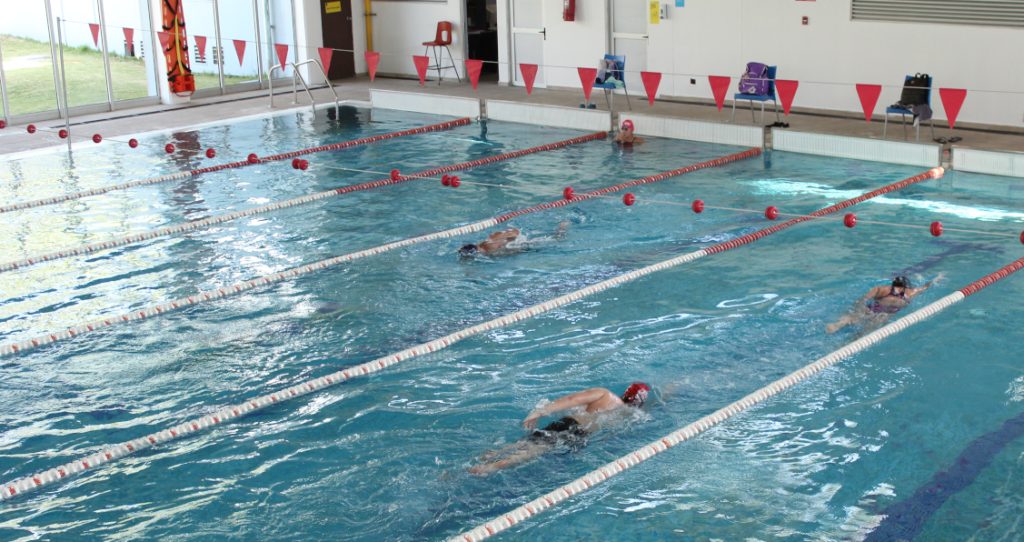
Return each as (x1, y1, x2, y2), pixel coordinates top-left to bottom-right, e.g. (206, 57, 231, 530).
(1, 107, 1023, 540)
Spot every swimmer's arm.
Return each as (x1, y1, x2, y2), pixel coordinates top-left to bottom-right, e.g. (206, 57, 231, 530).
(522, 388, 608, 429)
(909, 272, 945, 299)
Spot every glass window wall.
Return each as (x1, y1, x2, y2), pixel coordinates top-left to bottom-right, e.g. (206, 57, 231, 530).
(0, 0, 60, 116)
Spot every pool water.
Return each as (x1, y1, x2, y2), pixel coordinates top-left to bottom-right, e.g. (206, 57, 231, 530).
(1, 108, 1023, 541)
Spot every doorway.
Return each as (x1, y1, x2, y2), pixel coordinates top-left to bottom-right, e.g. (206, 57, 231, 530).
(465, 0, 498, 79)
(609, 0, 648, 92)
(320, 0, 355, 79)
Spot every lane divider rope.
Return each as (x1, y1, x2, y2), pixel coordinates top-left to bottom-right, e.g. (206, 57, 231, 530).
(0, 145, 752, 357)
(452, 254, 1024, 541)
(0, 117, 472, 215)
(0, 131, 606, 274)
(0, 162, 938, 501)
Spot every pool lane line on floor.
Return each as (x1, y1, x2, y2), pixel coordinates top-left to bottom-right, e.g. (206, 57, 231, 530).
(0, 117, 472, 215)
(0, 160, 943, 503)
(863, 408, 1024, 541)
(0, 145, 753, 357)
(0, 131, 605, 274)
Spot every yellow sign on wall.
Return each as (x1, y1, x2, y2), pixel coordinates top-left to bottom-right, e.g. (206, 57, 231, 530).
(649, 0, 660, 24)
(325, 1, 342, 14)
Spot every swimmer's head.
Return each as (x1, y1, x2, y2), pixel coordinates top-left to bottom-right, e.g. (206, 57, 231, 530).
(892, 275, 911, 289)
(622, 382, 651, 407)
(458, 243, 479, 257)
(620, 119, 634, 132)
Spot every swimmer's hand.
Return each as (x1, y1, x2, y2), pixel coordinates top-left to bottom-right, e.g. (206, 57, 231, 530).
(522, 411, 542, 430)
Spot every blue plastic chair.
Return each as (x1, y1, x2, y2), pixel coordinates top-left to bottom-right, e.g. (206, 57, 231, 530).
(883, 75, 935, 142)
(591, 54, 632, 111)
(731, 65, 780, 125)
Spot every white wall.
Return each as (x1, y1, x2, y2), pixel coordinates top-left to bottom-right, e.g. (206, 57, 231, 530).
(371, 0, 463, 78)
(487, 0, 1024, 127)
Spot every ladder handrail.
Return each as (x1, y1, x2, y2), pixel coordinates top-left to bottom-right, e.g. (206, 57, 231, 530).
(268, 59, 340, 112)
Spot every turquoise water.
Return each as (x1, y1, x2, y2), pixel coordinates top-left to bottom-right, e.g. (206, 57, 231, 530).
(1, 108, 1023, 541)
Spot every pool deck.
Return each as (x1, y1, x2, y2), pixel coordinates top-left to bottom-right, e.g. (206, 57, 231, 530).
(1, 76, 1022, 158)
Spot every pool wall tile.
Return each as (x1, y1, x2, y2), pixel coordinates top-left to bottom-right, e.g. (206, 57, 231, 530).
(772, 129, 941, 167)
(484, 101, 612, 132)
(952, 147, 1024, 178)
(370, 90, 481, 119)
(619, 114, 763, 148)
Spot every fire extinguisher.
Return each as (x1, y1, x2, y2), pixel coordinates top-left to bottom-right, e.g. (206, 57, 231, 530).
(563, 0, 575, 21)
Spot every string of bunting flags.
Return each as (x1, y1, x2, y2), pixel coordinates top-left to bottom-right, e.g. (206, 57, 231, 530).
(398, 55, 969, 129)
(59, 17, 976, 130)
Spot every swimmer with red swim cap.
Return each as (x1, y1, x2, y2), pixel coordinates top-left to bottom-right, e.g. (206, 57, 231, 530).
(614, 119, 644, 146)
(469, 382, 651, 475)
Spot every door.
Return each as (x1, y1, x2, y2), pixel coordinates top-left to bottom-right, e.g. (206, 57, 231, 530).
(510, 0, 545, 88)
(610, 0, 647, 92)
(320, 0, 354, 79)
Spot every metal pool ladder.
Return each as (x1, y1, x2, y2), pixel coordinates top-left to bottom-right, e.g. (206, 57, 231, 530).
(269, 58, 340, 112)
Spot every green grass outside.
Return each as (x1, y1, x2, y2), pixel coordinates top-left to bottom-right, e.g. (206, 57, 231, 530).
(2, 34, 254, 116)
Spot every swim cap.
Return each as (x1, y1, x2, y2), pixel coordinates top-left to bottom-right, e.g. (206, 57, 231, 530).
(458, 244, 479, 257)
(620, 119, 634, 132)
(892, 275, 911, 288)
(622, 382, 651, 407)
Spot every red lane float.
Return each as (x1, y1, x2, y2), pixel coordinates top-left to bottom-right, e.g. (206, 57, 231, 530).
(692, 200, 705, 213)
(58, 129, 68, 139)
(165, 143, 176, 154)
(92, 134, 102, 144)
(128, 138, 139, 148)
(390, 169, 401, 180)
(0, 120, 7, 129)
(0, 117, 473, 215)
(563, 187, 575, 200)
(26, 124, 36, 134)
(930, 221, 943, 237)
(441, 174, 451, 186)
(765, 205, 779, 220)
(247, 153, 259, 164)
(844, 213, 857, 228)
(623, 193, 636, 206)
(205, 148, 216, 159)
(450, 176, 461, 188)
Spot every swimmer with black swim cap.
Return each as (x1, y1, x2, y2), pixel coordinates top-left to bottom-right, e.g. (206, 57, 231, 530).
(469, 382, 651, 474)
(458, 222, 569, 259)
(826, 272, 944, 334)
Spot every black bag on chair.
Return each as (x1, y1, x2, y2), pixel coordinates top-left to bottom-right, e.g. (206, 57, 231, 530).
(899, 73, 931, 106)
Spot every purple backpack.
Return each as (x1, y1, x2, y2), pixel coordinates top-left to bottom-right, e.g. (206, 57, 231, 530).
(738, 62, 770, 95)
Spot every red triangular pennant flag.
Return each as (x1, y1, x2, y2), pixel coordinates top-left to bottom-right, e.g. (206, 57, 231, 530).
(578, 67, 597, 102)
(412, 55, 429, 85)
(318, 47, 334, 75)
(274, 43, 289, 69)
(519, 63, 538, 95)
(89, 23, 100, 47)
(708, 75, 731, 111)
(640, 71, 662, 105)
(194, 35, 207, 58)
(855, 84, 882, 123)
(775, 79, 799, 116)
(157, 31, 171, 50)
(364, 51, 380, 81)
(939, 88, 967, 129)
(233, 39, 247, 66)
(122, 27, 134, 47)
(465, 59, 483, 91)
